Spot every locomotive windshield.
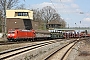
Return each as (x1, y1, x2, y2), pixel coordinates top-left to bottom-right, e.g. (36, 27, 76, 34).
(8, 31, 15, 34)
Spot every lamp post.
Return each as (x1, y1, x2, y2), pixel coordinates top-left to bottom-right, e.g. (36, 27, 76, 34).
(79, 21, 81, 38)
(68, 24, 69, 28)
(75, 23, 77, 28)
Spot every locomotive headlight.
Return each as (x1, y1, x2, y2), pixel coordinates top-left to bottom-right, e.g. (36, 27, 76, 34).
(7, 34, 10, 36)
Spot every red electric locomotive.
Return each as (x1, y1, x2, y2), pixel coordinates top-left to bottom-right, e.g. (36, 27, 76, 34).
(7, 29, 36, 41)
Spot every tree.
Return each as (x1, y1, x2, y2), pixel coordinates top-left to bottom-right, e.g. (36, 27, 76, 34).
(15, 4, 26, 9)
(32, 9, 42, 21)
(41, 6, 58, 23)
(32, 6, 66, 29)
(0, 0, 19, 10)
(32, 9, 45, 29)
(41, 6, 66, 28)
(60, 19, 66, 28)
(0, 0, 19, 33)
(0, 11, 2, 32)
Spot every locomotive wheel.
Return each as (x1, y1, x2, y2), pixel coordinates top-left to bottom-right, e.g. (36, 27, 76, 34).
(30, 39, 33, 42)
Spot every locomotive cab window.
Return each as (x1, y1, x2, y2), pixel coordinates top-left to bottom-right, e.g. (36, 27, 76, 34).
(9, 32, 15, 34)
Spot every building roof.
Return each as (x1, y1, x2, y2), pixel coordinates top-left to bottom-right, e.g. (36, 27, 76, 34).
(47, 20, 61, 24)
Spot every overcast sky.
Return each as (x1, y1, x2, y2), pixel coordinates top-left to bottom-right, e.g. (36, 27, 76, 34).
(22, 0, 90, 27)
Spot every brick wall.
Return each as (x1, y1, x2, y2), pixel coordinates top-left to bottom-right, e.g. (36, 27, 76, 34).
(7, 18, 25, 31)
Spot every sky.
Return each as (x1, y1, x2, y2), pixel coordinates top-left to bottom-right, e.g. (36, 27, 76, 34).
(21, 0, 90, 27)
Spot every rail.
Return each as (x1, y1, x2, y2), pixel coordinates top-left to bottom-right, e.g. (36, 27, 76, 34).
(44, 40, 78, 60)
(0, 39, 68, 60)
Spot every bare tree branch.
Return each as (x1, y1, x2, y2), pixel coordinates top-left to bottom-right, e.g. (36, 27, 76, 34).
(15, 4, 26, 9)
(0, 0, 19, 10)
(32, 6, 66, 29)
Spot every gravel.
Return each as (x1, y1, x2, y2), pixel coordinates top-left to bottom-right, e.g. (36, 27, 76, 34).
(67, 39, 90, 60)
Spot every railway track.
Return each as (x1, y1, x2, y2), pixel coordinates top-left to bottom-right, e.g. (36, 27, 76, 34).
(0, 39, 71, 45)
(0, 39, 54, 45)
(0, 41, 26, 45)
(0, 40, 57, 45)
(0, 38, 77, 45)
(43, 38, 89, 60)
(0, 38, 87, 60)
(44, 40, 78, 60)
(0, 39, 71, 60)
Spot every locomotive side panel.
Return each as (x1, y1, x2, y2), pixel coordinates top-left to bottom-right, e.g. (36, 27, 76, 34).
(27, 30, 36, 38)
(17, 30, 27, 39)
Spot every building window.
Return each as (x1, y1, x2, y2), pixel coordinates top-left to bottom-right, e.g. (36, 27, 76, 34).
(15, 12, 28, 16)
(18, 12, 21, 16)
